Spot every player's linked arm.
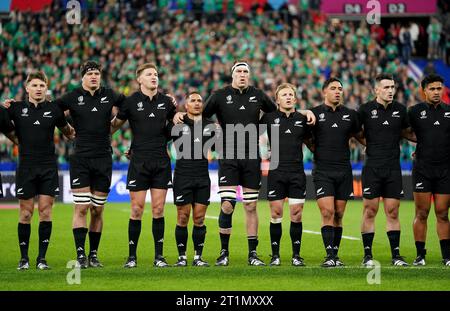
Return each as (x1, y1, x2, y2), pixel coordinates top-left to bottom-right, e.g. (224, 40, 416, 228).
(110, 116, 126, 134)
(4, 130, 19, 145)
(401, 127, 416, 143)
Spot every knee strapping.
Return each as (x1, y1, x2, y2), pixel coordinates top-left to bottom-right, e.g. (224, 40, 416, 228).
(73, 192, 91, 205)
(243, 191, 259, 203)
(91, 194, 107, 207)
(218, 209, 233, 229)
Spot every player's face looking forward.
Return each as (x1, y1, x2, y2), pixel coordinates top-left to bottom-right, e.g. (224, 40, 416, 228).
(185, 93, 203, 116)
(25, 78, 47, 103)
(138, 68, 159, 91)
(323, 81, 343, 106)
(424, 82, 444, 105)
(232, 67, 250, 89)
(375, 79, 396, 104)
(82, 70, 101, 91)
(276, 87, 297, 112)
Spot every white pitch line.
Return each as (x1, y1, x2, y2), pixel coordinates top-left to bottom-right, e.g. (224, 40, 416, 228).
(205, 215, 360, 241)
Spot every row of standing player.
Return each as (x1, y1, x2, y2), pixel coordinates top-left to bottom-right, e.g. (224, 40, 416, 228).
(1, 60, 449, 270)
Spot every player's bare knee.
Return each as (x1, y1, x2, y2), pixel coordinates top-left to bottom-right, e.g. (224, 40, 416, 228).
(20, 209, 33, 223)
(193, 215, 205, 227)
(435, 210, 449, 223)
(221, 202, 234, 214)
(152, 205, 164, 218)
(177, 211, 190, 226)
(416, 208, 430, 221)
(90, 206, 104, 218)
(244, 202, 257, 213)
(131, 203, 144, 219)
(271, 208, 282, 219)
(364, 205, 378, 219)
(38, 207, 52, 222)
(290, 209, 302, 223)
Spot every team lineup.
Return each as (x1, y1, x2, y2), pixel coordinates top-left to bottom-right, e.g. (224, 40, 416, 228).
(0, 60, 449, 270)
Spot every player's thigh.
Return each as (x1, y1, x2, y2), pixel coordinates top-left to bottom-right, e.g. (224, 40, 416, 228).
(240, 158, 261, 190)
(149, 159, 172, 190)
(127, 158, 151, 191)
(37, 167, 59, 198)
(362, 166, 383, 199)
(192, 176, 210, 206)
(287, 169, 306, 203)
(173, 174, 194, 206)
(15, 165, 37, 200)
(312, 169, 335, 200)
(433, 167, 450, 195)
(218, 159, 239, 187)
(382, 169, 404, 200)
(69, 155, 91, 190)
(267, 169, 288, 202)
(335, 169, 354, 201)
(90, 156, 113, 194)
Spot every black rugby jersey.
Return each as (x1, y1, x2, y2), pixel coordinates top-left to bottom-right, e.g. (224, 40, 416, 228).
(358, 100, 409, 168)
(56, 86, 125, 157)
(117, 91, 176, 159)
(203, 85, 276, 158)
(170, 115, 216, 177)
(260, 110, 309, 169)
(408, 102, 450, 168)
(8, 100, 67, 167)
(310, 104, 361, 170)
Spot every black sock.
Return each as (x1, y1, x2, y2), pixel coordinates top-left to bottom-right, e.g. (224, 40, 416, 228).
(192, 225, 206, 257)
(73, 227, 88, 257)
(175, 225, 188, 256)
(18, 223, 31, 260)
(270, 222, 282, 256)
(248, 236, 258, 255)
(387, 230, 401, 258)
(220, 232, 230, 251)
(152, 217, 164, 258)
(321, 225, 334, 257)
(439, 239, 450, 259)
(38, 221, 52, 259)
(290, 221, 303, 257)
(362, 232, 375, 257)
(333, 226, 343, 256)
(415, 241, 426, 257)
(89, 231, 102, 257)
(128, 219, 141, 258)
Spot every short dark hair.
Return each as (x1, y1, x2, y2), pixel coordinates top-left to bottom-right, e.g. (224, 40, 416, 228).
(80, 60, 102, 77)
(26, 70, 48, 85)
(421, 74, 444, 89)
(136, 63, 158, 78)
(375, 73, 394, 84)
(322, 77, 342, 90)
(185, 91, 202, 100)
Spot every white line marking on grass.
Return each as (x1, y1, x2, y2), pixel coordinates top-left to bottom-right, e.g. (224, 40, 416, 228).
(205, 216, 360, 241)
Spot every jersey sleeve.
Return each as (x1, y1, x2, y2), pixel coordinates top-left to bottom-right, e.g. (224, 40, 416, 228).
(401, 106, 410, 129)
(0, 107, 14, 134)
(351, 109, 362, 134)
(54, 105, 69, 128)
(53, 92, 72, 112)
(203, 92, 219, 118)
(260, 90, 277, 113)
(116, 97, 130, 121)
(407, 106, 416, 130)
(167, 99, 176, 121)
(112, 90, 126, 109)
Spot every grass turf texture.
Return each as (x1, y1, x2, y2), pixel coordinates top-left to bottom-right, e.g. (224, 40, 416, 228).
(0, 201, 448, 291)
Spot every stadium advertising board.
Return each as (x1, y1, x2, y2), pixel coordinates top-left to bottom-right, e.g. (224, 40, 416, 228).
(321, 0, 437, 16)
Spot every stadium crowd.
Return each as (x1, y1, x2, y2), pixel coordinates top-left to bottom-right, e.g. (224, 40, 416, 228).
(0, 0, 447, 164)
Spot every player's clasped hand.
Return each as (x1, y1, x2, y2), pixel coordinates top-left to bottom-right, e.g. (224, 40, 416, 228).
(1, 99, 15, 109)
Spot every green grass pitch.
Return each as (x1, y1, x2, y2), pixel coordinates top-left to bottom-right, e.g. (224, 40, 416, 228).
(0, 200, 449, 291)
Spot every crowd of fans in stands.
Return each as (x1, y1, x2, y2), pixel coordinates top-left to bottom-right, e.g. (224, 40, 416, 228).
(0, 0, 447, 165)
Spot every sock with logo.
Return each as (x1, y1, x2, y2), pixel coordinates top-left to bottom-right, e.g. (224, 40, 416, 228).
(175, 225, 188, 256)
(128, 219, 141, 258)
(362, 232, 375, 257)
(73, 227, 88, 257)
(290, 221, 303, 257)
(333, 226, 343, 256)
(18, 223, 31, 260)
(38, 221, 52, 259)
(321, 225, 334, 257)
(387, 230, 401, 258)
(192, 225, 206, 257)
(153, 217, 165, 258)
(270, 222, 282, 257)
